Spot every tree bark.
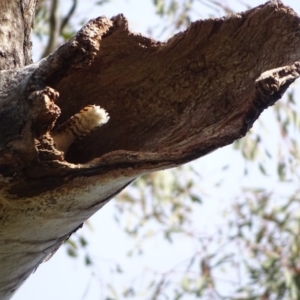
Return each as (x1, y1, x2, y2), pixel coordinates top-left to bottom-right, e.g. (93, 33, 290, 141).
(1, 1, 300, 299)
(0, 0, 34, 69)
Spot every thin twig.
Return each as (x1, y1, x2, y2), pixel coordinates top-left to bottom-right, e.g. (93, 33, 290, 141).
(41, 0, 58, 58)
(60, 0, 77, 34)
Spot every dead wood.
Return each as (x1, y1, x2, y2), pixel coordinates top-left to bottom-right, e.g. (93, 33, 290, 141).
(0, 1, 300, 298)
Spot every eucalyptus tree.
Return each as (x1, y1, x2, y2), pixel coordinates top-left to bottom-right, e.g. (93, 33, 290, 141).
(0, 1, 299, 299)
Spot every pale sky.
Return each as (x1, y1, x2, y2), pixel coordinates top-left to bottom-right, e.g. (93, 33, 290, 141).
(14, 1, 300, 299)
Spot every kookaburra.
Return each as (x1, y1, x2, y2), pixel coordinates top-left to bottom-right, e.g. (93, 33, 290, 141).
(51, 105, 110, 154)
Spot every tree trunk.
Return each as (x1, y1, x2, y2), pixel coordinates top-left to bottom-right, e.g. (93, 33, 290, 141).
(0, 0, 34, 70)
(1, 1, 300, 299)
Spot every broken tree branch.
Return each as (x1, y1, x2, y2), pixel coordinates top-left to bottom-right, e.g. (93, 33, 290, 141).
(0, 1, 300, 298)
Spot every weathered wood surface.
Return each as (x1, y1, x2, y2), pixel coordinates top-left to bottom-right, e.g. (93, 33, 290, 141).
(0, 1, 300, 299)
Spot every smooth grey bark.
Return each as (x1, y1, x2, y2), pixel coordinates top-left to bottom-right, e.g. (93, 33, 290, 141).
(0, 1, 300, 299)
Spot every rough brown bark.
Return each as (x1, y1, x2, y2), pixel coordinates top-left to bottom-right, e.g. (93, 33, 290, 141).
(0, 1, 300, 299)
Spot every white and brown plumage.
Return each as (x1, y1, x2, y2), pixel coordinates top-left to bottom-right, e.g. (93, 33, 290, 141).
(51, 105, 110, 154)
